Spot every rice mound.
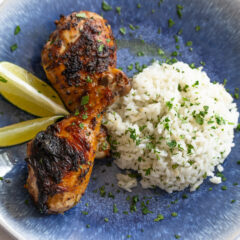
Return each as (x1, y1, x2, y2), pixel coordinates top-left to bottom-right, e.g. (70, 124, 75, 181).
(104, 62, 239, 193)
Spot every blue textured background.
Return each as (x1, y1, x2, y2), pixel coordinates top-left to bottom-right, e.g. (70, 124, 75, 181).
(0, 0, 240, 239)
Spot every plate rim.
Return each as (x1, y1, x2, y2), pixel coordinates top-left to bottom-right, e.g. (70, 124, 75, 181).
(0, 0, 240, 239)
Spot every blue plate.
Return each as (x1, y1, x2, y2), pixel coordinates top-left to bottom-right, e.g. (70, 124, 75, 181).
(0, 0, 240, 239)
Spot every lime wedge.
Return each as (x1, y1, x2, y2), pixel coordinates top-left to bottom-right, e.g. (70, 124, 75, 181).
(0, 115, 63, 147)
(0, 62, 69, 117)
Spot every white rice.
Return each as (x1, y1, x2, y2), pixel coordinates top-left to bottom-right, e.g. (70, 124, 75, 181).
(104, 62, 239, 193)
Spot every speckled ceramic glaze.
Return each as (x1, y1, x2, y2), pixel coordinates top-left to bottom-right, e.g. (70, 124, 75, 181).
(0, 0, 240, 239)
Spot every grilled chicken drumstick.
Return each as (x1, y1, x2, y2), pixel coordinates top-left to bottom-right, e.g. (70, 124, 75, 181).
(25, 11, 131, 214)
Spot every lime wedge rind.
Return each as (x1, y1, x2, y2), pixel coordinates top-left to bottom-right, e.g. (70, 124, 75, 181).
(0, 62, 69, 117)
(0, 115, 63, 147)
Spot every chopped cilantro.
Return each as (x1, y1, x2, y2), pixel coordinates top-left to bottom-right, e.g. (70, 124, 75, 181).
(10, 43, 18, 52)
(113, 204, 118, 213)
(221, 186, 227, 190)
(144, 168, 151, 176)
(183, 84, 189, 92)
(167, 140, 177, 149)
(154, 214, 164, 222)
(178, 84, 182, 91)
(129, 24, 135, 30)
(102, 1, 112, 11)
(127, 128, 137, 141)
(86, 76, 92, 83)
(166, 101, 173, 110)
(178, 28, 183, 35)
(135, 62, 144, 72)
(74, 109, 80, 116)
(82, 114, 88, 120)
(182, 194, 188, 199)
(234, 87, 239, 100)
(116, 6, 121, 15)
(127, 64, 133, 71)
(130, 195, 139, 212)
(79, 123, 84, 129)
(203, 172, 207, 179)
(76, 12, 87, 18)
(137, 3, 141, 8)
(99, 186, 106, 197)
(195, 25, 201, 32)
(216, 172, 226, 181)
(108, 192, 115, 199)
(164, 122, 170, 131)
(81, 211, 88, 215)
(168, 19, 175, 28)
(223, 78, 227, 86)
(158, 48, 165, 56)
(174, 35, 179, 43)
(203, 105, 209, 113)
(192, 81, 199, 87)
(189, 63, 195, 69)
(170, 58, 178, 64)
(104, 217, 109, 222)
(171, 51, 178, 57)
(100, 142, 108, 151)
(86, 224, 90, 228)
(81, 95, 89, 105)
(175, 234, 181, 239)
(176, 4, 183, 18)
(215, 115, 225, 125)
(139, 125, 147, 132)
(194, 114, 204, 125)
(141, 201, 152, 215)
(14, 25, 21, 35)
(119, 27, 126, 35)
(186, 41, 192, 47)
(158, 0, 164, 6)
(137, 51, 144, 56)
(172, 164, 179, 169)
(98, 44, 104, 52)
(187, 144, 194, 154)
(171, 212, 178, 217)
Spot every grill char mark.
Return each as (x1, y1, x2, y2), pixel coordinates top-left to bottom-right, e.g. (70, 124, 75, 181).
(26, 125, 88, 213)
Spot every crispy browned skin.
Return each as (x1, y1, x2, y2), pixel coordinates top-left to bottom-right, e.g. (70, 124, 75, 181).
(26, 11, 131, 214)
(42, 11, 117, 158)
(41, 11, 117, 112)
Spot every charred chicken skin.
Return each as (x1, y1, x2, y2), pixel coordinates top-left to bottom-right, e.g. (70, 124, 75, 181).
(25, 11, 131, 214)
